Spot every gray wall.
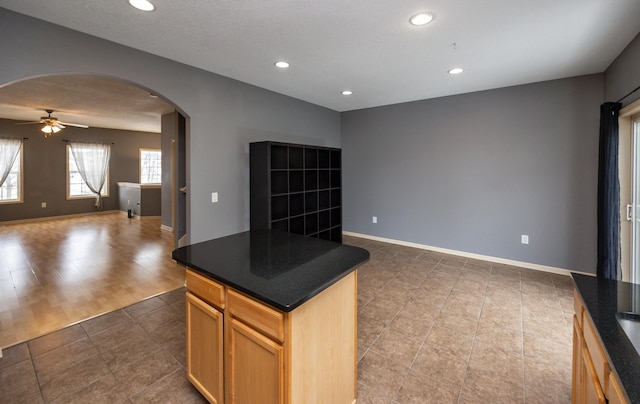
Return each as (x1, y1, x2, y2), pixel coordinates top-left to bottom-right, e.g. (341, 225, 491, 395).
(0, 118, 160, 221)
(342, 75, 603, 273)
(161, 112, 178, 228)
(605, 32, 640, 107)
(0, 9, 341, 243)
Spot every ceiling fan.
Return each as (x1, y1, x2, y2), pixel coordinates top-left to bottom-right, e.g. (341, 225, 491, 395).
(16, 109, 89, 137)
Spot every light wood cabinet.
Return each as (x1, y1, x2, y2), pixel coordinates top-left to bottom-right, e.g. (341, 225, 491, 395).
(186, 292, 224, 404)
(186, 268, 357, 404)
(573, 289, 629, 404)
(226, 318, 284, 404)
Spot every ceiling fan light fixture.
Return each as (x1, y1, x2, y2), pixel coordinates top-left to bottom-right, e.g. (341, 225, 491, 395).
(129, 0, 155, 12)
(410, 12, 433, 26)
(41, 124, 61, 136)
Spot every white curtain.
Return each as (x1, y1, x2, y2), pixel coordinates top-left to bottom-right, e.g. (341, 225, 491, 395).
(70, 142, 111, 210)
(0, 138, 22, 188)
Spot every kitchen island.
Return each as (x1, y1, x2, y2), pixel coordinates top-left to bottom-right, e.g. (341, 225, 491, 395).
(572, 274, 640, 404)
(172, 229, 369, 404)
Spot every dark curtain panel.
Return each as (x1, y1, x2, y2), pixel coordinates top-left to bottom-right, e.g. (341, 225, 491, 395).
(597, 102, 622, 280)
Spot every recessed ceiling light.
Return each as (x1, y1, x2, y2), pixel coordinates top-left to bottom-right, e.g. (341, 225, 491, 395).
(410, 13, 433, 26)
(129, 0, 155, 12)
(448, 68, 464, 75)
(341, 90, 353, 96)
(275, 61, 290, 69)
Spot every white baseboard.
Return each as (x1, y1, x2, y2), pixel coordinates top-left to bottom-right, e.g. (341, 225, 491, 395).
(343, 231, 592, 278)
(1, 210, 120, 226)
(160, 224, 173, 232)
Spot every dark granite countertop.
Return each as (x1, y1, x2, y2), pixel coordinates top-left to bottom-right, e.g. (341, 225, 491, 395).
(572, 273, 640, 403)
(172, 229, 369, 312)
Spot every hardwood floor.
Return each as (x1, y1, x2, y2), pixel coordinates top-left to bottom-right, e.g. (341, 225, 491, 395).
(0, 213, 185, 350)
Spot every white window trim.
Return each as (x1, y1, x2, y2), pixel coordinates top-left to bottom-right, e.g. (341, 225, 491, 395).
(139, 148, 162, 185)
(66, 144, 110, 200)
(0, 143, 23, 205)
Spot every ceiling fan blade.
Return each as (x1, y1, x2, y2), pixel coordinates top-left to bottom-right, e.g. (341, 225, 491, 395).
(15, 121, 42, 125)
(55, 123, 65, 129)
(59, 122, 89, 128)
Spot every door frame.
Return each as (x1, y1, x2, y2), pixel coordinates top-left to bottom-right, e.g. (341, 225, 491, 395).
(619, 99, 640, 282)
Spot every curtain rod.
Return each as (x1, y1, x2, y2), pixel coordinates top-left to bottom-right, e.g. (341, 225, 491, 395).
(616, 84, 640, 104)
(62, 139, 114, 145)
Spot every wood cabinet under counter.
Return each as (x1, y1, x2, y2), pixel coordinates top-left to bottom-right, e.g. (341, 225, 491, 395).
(572, 274, 640, 404)
(173, 230, 369, 404)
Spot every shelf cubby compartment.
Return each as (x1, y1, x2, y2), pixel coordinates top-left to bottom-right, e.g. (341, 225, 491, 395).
(289, 170, 304, 193)
(318, 149, 330, 169)
(318, 190, 330, 210)
(318, 170, 330, 189)
(330, 150, 341, 169)
(318, 230, 332, 241)
(305, 148, 318, 169)
(271, 145, 288, 169)
(330, 170, 341, 188)
(305, 213, 318, 235)
(289, 147, 304, 169)
(305, 171, 318, 191)
(330, 189, 341, 208)
(290, 216, 304, 235)
(271, 219, 288, 232)
(305, 191, 318, 212)
(271, 195, 288, 221)
(331, 226, 342, 242)
(331, 207, 341, 227)
(290, 193, 304, 217)
(318, 210, 330, 231)
(271, 171, 288, 195)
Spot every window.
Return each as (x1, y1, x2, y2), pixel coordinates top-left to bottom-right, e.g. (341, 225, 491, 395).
(140, 149, 161, 184)
(0, 140, 22, 204)
(67, 144, 109, 199)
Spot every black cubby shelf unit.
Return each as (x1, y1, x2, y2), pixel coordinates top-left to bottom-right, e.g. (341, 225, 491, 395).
(250, 141, 342, 243)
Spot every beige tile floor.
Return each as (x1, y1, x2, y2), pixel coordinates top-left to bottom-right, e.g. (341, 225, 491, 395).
(349, 235, 574, 403)
(0, 220, 574, 403)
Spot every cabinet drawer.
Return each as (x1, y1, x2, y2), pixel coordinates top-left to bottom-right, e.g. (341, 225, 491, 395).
(583, 314, 609, 394)
(227, 289, 284, 343)
(574, 289, 584, 328)
(186, 269, 225, 310)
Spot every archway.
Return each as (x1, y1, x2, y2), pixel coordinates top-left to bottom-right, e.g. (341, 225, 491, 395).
(0, 73, 190, 348)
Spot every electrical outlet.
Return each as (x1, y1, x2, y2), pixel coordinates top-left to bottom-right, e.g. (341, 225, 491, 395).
(211, 192, 218, 203)
(41, 202, 46, 208)
(372, 216, 377, 224)
(521, 235, 529, 245)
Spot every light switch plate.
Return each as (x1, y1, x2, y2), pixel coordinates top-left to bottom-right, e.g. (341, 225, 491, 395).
(211, 192, 218, 203)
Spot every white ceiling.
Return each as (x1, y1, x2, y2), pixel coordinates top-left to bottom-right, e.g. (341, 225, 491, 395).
(0, 75, 175, 133)
(0, 0, 639, 130)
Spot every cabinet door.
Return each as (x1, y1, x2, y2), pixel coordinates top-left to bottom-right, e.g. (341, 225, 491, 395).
(582, 345, 606, 404)
(572, 316, 584, 404)
(186, 292, 224, 404)
(607, 371, 629, 404)
(226, 317, 283, 404)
